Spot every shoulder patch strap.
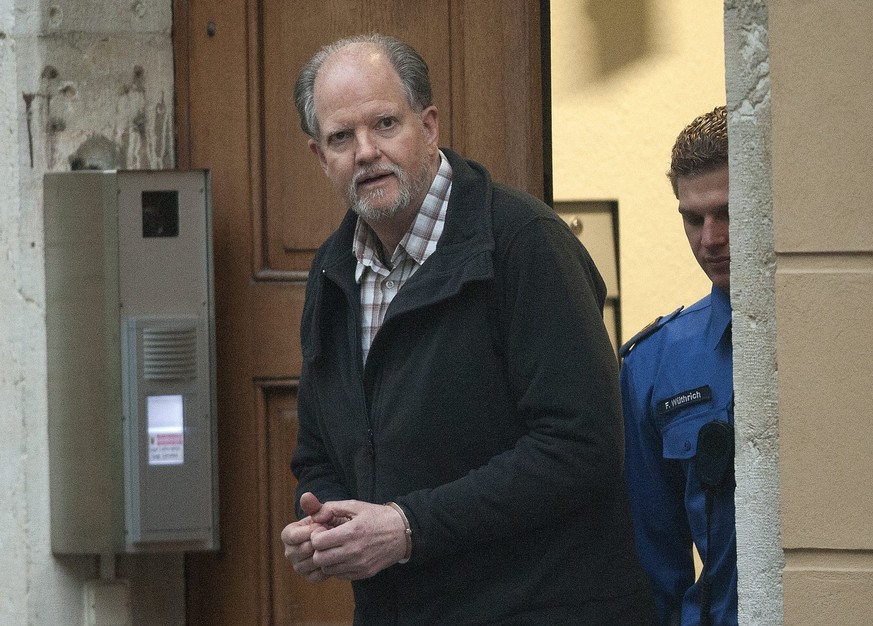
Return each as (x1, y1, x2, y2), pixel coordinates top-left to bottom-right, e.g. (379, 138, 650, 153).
(618, 306, 684, 359)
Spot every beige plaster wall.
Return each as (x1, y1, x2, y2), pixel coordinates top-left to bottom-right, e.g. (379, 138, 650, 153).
(769, 0, 873, 623)
(551, 0, 726, 337)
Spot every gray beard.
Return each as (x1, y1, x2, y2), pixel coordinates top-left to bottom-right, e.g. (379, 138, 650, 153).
(347, 162, 430, 223)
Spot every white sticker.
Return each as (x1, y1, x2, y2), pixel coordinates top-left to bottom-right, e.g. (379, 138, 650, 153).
(149, 431, 184, 465)
(147, 395, 185, 465)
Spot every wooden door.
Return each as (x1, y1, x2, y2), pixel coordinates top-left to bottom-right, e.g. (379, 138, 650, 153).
(175, 1, 550, 623)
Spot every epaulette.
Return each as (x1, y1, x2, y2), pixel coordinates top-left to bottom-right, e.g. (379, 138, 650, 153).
(618, 306, 684, 359)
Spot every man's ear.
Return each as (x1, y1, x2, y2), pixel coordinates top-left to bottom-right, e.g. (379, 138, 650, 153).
(309, 138, 329, 175)
(420, 105, 439, 147)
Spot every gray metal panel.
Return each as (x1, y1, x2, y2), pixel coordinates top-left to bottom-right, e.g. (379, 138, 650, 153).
(45, 169, 218, 554)
(122, 316, 214, 547)
(116, 170, 216, 550)
(45, 171, 125, 554)
(116, 171, 209, 317)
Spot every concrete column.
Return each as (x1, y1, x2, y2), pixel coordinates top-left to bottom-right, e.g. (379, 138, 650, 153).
(723, 1, 784, 624)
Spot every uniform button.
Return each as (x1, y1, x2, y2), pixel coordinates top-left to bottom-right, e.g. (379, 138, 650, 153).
(385, 280, 396, 289)
(683, 441, 692, 451)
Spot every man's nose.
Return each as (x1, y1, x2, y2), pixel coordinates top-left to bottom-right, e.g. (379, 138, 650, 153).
(702, 217, 728, 247)
(355, 131, 380, 164)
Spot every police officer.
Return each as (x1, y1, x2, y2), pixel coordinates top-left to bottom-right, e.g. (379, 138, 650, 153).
(620, 106, 737, 626)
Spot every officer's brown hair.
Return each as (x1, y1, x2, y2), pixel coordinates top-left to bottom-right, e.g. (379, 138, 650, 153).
(667, 106, 728, 198)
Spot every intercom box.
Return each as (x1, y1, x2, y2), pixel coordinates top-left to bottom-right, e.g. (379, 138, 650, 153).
(44, 170, 218, 554)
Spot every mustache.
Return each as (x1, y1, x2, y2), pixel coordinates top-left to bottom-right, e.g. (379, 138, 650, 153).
(351, 164, 401, 186)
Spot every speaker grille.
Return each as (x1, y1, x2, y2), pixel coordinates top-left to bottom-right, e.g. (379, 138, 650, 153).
(142, 326, 198, 380)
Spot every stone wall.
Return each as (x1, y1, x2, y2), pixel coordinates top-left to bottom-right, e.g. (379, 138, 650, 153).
(0, 1, 182, 623)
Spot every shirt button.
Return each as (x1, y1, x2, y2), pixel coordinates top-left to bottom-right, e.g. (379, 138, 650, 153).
(683, 441, 692, 452)
(385, 280, 396, 289)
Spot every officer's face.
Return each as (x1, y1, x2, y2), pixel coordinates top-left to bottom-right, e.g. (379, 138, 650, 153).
(677, 164, 730, 294)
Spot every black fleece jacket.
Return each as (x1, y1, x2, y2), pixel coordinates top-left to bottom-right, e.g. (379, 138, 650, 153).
(293, 149, 654, 625)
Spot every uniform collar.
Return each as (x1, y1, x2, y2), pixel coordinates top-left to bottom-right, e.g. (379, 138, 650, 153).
(707, 284, 732, 350)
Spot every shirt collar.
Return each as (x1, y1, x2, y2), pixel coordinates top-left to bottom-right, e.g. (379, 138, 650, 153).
(706, 284, 732, 350)
(353, 151, 452, 282)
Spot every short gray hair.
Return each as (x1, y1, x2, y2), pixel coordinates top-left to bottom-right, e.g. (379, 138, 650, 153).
(294, 33, 433, 140)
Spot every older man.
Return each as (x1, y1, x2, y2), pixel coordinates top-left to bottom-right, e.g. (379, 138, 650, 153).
(281, 33, 655, 625)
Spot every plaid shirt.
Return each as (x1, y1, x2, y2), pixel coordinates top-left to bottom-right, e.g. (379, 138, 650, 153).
(353, 151, 453, 364)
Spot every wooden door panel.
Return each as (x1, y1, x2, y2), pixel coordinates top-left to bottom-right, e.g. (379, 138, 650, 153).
(266, 386, 355, 625)
(251, 281, 306, 377)
(179, 0, 267, 623)
(449, 1, 545, 197)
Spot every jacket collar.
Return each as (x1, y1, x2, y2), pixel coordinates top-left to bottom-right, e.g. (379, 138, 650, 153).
(305, 149, 497, 359)
(319, 148, 494, 272)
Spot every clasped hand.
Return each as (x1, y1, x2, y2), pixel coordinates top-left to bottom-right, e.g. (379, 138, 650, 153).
(281, 492, 408, 582)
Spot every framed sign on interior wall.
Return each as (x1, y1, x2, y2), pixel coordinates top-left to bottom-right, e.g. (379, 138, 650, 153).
(555, 200, 621, 355)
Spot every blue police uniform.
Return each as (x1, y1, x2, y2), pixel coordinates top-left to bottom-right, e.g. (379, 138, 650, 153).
(620, 285, 737, 626)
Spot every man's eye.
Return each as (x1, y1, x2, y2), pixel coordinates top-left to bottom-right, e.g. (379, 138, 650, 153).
(377, 117, 396, 130)
(684, 215, 704, 226)
(329, 131, 350, 144)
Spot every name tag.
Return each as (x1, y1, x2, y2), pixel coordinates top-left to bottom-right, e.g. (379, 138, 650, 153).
(655, 385, 712, 417)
